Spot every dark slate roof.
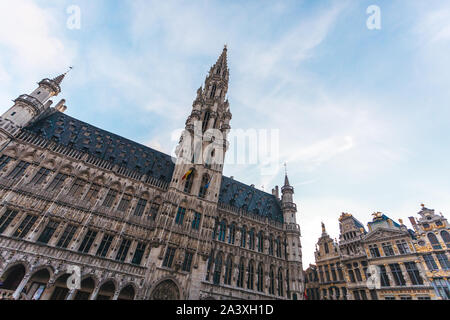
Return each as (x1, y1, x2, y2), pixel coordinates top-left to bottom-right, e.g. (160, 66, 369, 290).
(25, 111, 175, 184)
(25, 111, 284, 223)
(219, 176, 284, 223)
(352, 217, 367, 233)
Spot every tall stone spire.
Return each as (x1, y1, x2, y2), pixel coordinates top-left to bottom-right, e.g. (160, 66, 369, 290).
(52, 67, 72, 86)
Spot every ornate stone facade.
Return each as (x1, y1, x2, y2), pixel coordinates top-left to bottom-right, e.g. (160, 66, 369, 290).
(0, 47, 304, 300)
(311, 208, 450, 300)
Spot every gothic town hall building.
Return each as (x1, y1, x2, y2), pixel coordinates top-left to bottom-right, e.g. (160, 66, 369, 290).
(0, 47, 304, 300)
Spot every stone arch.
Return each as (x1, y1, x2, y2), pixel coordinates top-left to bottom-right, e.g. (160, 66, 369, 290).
(140, 190, 151, 200)
(78, 169, 90, 181)
(22, 150, 37, 162)
(124, 185, 135, 195)
(73, 276, 97, 300)
(59, 164, 74, 175)
(117, 283, 136, 300)
(93, 175, 105, 185)
(149, 278, 182, 300)
(3, 146, 18, 158)
(96, 279, 117, 300)
(25, 267, 53, 300)
(0, 263, 26, 291)
(110, 181, 122, 191)
(48, 272, 71, 300)
(42, 159, 57, 170)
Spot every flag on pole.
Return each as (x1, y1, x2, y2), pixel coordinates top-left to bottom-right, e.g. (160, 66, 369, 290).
(182, 169, 193, 180)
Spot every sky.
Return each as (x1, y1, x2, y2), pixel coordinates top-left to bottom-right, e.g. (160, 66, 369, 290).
(0, 0, 449, 267)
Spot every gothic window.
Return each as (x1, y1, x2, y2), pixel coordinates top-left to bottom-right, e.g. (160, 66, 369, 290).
(224, 256, 233, 285)
(84, 183, 101, 204)
(276, 237, 282, 258)
(68, 178, 86, 197)
(257, 263, 264, 292)
(269, 267, 275, 295)
(249, 229, 255, 250)
(163, 247, 176, 268)
(102, 188, 118, 208)
(115, 238, 132, 262)
(117, 194, 132, 212)
(30, 168, 52, 185)
(206, 251, 214, 281)
(198, 174, 210, 198)
(247, 260, 255, 290)
(134, 198, 148, 216)
(382, 242, 395, 256)
(132, 242, 146, 265)
(379, 265, 391, 287)
(257, 231, 264, 252)
(8, 161, 30, 180)
(441, 230, 450, 245)
(428, 233, 442, 249)
(210, 84, 217, 99)
(78, 229, 97, 254)
(269, 235, 274, 255)
(184, 171, 194, 193)
(182, 251, 194, 272)
(389, 263, 406, 286)
(202, 111, 211, 133)
(237, 259, 245, 288)
(175, 207, 186, 225)
(37, 220, 59, 244)
(0, 155, 11, 171)
(240, 226, 247, 248)
(286, 269, 290, 299)
(228, 223, 236, 244)
(192, 212, 202, 230)
(404, 262, 423, 285)
(213, 253, 223, 285)
(151, 280, 180, 300)
(0, 209, 18, 235)
(56, 224, 76, 249)
(218, 220, 227, 241)
(13, 214, 37, 239)
(96, 233, 114, 257)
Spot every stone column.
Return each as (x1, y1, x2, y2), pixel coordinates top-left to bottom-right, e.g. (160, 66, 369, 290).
(89, 285, 101, 300)
(112, 289, 120, 300)
(66, 288, 76, 300)
(12, 273, 31, 300)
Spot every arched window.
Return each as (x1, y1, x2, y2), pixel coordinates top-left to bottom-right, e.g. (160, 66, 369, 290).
(257, 231, 264, 253)
(428, 233, 442, 249)
(218, 220, 227, 242)
(278, 268, 284, 297)
(257, 263, 264, 292)
(269, 235, 274, 255)
(276, 237, 282, 258)
(184, 170, 194, 193)
(324, 242, 329, 254)
(224, 256, 233, 285)
(213, 253, 223, 285)
(269, 266, 275, 295)
(249, 228, 255, 250)
(241, 226, 247, 248)
(210, 84, 217, 99)
(286, 269, 290, 299)
(237, 259, 245, 288)
(228, 223, 236, 244)
(247, 260, 255, 290)
(198, 174, 210, 198)
(205, 250, 214, 281)
(441, 230, 450, 245)
(203, 111, 211, 133)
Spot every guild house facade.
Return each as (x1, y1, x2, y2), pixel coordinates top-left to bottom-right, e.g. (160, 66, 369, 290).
(308, 206, 450, 300)
(0, 47, 305, 300)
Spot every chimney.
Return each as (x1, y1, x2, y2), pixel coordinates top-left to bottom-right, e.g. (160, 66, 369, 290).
(54, 99, 66, 112)
(272, 186, 279, 199)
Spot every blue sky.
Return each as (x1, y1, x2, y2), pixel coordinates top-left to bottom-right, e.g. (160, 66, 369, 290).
(0, 0, 449, 266)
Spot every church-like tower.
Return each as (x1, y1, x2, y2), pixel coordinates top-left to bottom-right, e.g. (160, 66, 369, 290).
(0, 71, 68, 147)
(281, 173, 304, 300)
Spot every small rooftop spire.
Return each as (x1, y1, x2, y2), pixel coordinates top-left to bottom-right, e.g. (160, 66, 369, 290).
(53, 67, 73, 86)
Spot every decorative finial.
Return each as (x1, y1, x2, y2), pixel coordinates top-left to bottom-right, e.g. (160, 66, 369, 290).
(421, 203, 425, 208)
